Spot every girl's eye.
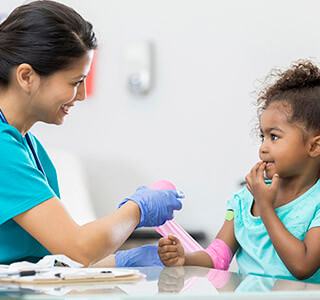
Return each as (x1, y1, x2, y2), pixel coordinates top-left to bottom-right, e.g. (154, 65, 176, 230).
(271, 134, 278, 141)
(259, 134, 265, 142)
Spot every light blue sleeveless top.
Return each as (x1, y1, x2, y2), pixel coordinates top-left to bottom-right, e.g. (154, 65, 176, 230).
(227, 180, 320, 283)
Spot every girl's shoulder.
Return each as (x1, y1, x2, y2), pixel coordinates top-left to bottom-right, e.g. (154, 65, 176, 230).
(233, 180, 271, 197)
(303, 179, 320, 206)
(228, 180, 272, 210)
(234, 184, 256, 200)
(227, 185, 253, 211)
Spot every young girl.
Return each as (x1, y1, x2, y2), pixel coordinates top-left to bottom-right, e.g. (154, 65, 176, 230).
(158, 60, 320, 282)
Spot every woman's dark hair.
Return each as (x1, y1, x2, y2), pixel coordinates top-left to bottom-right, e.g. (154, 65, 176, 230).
(256, 60, 320, 135)
(0, 0, 98, 87)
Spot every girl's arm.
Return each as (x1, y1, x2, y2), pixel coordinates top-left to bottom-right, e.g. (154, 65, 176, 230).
(246, 162, 320, 280)
(158, 218, 239, 268)
(14, 196, 140, 267)
(185, 219, 239, 267)
(256, 207, 320, 280)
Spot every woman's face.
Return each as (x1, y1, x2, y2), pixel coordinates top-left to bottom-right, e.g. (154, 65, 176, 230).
(30, 50, 94, 125)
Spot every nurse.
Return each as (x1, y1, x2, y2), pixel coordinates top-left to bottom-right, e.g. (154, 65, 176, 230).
(0, 1, 183, 266)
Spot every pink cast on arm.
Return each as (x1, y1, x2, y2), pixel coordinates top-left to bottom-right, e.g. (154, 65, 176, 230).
(203, 238, 232, 270)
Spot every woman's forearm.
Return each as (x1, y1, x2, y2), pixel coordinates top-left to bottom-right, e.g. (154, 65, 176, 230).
(77, 201, 140, 265)
(14, 198, 141, 267)
(89, 254, 116, 267)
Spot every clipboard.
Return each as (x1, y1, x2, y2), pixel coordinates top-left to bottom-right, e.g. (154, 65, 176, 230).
(0, 267, 142, 285)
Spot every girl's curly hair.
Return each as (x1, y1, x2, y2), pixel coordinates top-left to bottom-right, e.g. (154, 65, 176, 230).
(256, 60, 320, 135)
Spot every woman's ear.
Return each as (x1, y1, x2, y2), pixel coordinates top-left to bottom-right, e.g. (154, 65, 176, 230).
(15, 63, 40, 93)
(309, 136, 320, 158)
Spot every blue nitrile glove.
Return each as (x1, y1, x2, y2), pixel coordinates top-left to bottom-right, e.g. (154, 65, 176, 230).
(118, 186, 184, 228)
(115, 245, 164, 267)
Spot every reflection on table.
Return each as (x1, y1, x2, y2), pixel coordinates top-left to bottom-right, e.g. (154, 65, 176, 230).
(1, 266, 320, 298)
(156, 266, 320, 294)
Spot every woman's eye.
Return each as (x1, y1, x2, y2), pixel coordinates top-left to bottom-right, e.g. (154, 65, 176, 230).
(73, 80, 83, 87)
(259, 134, 264, 142)
(271, 134, 278, 141)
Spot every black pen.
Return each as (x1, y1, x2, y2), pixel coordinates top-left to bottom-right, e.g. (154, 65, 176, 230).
(0, 270, 46, 278)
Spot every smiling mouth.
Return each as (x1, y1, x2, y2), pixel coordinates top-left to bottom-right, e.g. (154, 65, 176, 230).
(61, 104, 72, 114)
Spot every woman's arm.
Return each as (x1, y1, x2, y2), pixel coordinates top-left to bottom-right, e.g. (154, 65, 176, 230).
(89, 254, 116, 267)
(14, 196, 140, 266)
(14, 186, 183, 267)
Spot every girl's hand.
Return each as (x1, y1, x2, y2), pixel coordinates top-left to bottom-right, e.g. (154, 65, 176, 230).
(245, 161, 280, 210)
(158, 267, 185, 293)
(158, 234, 185, 266)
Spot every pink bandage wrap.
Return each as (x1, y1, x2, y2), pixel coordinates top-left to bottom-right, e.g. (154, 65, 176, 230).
(152, 180, 204, 253)
(203, 238, 232, 270)
(152, 179, 232, 271)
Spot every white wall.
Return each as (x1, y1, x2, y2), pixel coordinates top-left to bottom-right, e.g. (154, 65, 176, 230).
(4, 0, 320, 240)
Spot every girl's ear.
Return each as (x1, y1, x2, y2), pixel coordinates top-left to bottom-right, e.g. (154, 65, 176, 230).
(15, 63, 40, 93)
(309, 135, 320, 158)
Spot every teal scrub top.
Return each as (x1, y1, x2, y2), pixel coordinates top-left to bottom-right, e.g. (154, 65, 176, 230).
(227, 179, 320, 283)
(0, 122, 60, 264)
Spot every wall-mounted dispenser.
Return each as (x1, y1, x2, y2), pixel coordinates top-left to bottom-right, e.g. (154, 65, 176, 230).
(124, 41, 153, 96)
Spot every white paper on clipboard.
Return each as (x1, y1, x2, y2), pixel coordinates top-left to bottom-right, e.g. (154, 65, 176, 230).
(0, 267, 142, 284)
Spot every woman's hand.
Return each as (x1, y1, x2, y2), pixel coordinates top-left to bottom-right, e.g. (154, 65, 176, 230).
(118, 186, 184, 228)
(245, 161, 280, 210)
(115, 245, 163, 267)
(158, 235, 185, 267)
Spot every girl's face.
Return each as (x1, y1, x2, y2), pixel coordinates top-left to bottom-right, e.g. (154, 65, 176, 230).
(259, 102, 311, 180)
(29, 50, 94, 125)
